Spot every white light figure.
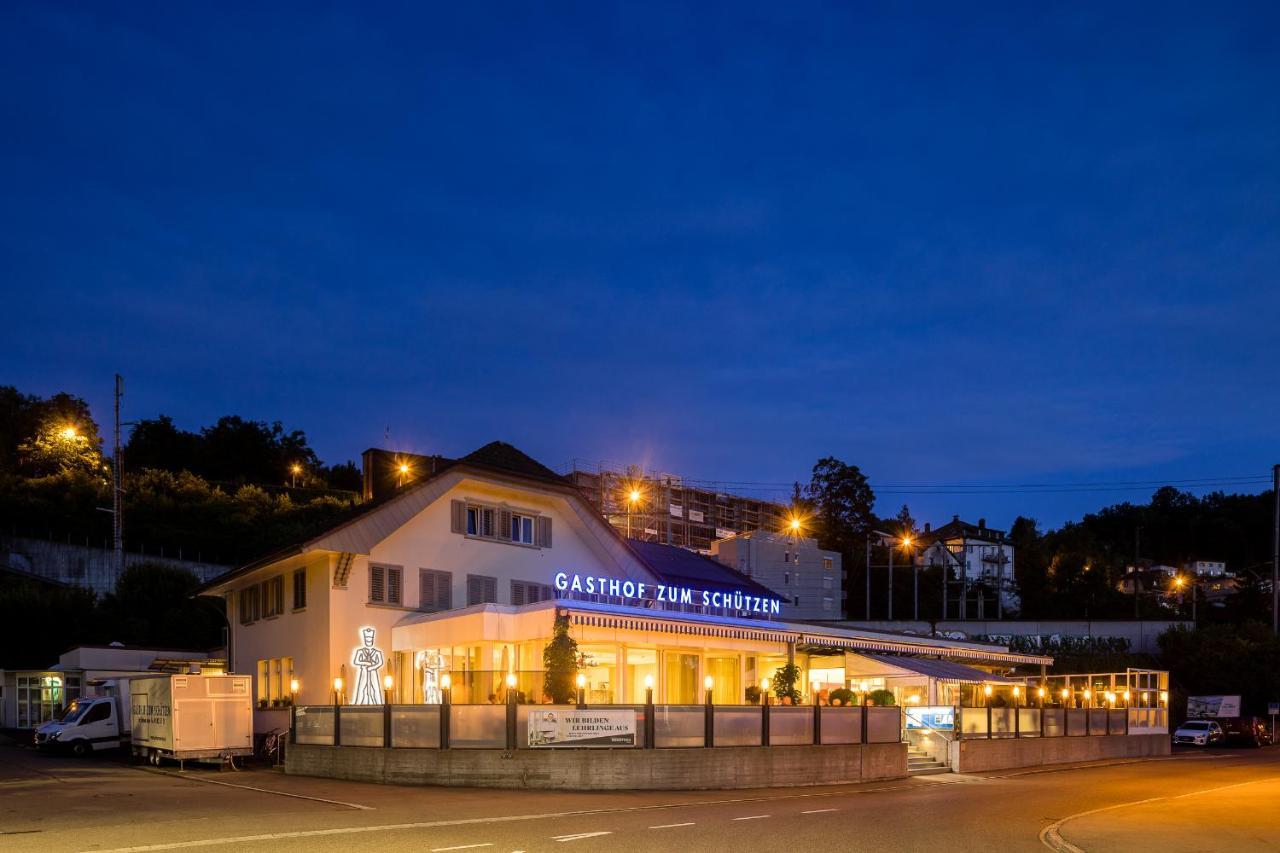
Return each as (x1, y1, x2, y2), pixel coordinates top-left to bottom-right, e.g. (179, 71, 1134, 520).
(351, 626, 386, 705)
(420, 650, 445, 704)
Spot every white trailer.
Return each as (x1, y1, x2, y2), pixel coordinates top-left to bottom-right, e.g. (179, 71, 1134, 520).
(129, 674, 253, 766)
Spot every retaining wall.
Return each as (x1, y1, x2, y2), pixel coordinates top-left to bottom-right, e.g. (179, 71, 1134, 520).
(286, 742, 907, 790)
(950, 733, 1170, 773)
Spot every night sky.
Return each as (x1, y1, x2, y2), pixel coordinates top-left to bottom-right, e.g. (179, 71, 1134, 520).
(3, 2, 1277, 528)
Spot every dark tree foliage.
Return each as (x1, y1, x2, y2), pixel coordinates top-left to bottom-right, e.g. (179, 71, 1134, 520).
(1158, 622, 1280, 717)
(323, 460, 363, 493)
(0, 576, 105, 668)
(101, 562, 225, 650)
(123, 416, 203, 474)
(542, 614, 580, 703)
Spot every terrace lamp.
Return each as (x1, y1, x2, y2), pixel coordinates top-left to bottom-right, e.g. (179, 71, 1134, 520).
(704, 675, 714, 705)
(332, 676, 343, 705)
(440, 673, 452, 705)
(576, 673, 586, 708)
(644, 673, 655, 705)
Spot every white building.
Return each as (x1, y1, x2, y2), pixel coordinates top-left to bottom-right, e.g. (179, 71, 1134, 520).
(1186, 560, 1227, 577)
(913, 516, 1019, 617)
(0, 644, 219, 729)
(710, 531, 842, 620)
(196, 442, 1049, 733)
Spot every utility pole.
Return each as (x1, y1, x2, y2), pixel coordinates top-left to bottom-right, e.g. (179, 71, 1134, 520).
(112, 374, 124, 572)
(1272, 463, 1279, 636)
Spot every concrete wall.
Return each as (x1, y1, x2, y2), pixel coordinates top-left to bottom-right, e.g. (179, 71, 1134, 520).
(287, 742, 907, 790)
(1, 535, 229, 596)
(950, 733, 1170, 773)
(830, 620, 1190, 653)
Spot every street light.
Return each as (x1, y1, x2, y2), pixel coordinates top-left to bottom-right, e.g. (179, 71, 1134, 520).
(290, 463, 301, 488)
(397, 462, 411, 488)
(60, 426, 78, 440)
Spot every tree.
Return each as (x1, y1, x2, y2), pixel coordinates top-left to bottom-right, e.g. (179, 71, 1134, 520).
(805, 457, 875, 617)
(770, 661, 802, 704)
(323, 460, 363, 493)
(124, 416, 202, 473)
(101, 563, 225, 650)
(1010, 516, 1050, 617)
(0, 575, 104, 668)
(542, 614, 580, 703)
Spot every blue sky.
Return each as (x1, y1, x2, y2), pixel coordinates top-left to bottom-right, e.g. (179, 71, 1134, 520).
(2, 2, 1277, 528)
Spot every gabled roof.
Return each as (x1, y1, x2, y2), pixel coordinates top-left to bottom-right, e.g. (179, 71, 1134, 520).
(627, 540, 781, 601)
(457, 441, 566, 485)
(918, 515, 1005, 544)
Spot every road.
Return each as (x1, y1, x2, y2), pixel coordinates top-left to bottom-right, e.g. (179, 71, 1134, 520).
(1, 743, 1277, 853)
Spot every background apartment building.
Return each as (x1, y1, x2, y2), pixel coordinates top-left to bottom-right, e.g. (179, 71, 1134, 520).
(565, 464, 787, 552)
(711, 531, 842, 620)
(914, 515, 1019, 617)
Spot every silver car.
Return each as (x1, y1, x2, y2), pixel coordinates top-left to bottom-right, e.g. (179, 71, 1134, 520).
(1173, 719, 1224, 746)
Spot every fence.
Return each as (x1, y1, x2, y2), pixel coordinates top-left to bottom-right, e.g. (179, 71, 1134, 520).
(293, 703, 903, 749)
(957, 706, 1167, 739)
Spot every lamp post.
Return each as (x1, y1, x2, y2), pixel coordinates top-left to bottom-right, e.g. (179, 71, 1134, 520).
(440, 674, 452, 750)
(382, 674, 394, 748)
(505, 673, 517, 751)
(289, 677, 299, 743)
(576, 673, 586, 708)
(643, 674, 655, 749)
(761, 677, 771, 746)
(290, 463, 301, 488)
(332, 676, 344, 746)
(704, 676, 715, 748)
(626, 488, 641, 539)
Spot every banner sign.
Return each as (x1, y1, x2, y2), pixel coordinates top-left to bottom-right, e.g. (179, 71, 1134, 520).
(904, 706, 955, 730)
(554, 571, 783, 616)
(1187, 695, 1242, 718)
(527, 709, 637, 748)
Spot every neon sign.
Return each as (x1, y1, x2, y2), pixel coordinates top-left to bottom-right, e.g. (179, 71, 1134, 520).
(553, 571, 782, 616)
(350, 626, 386, 705)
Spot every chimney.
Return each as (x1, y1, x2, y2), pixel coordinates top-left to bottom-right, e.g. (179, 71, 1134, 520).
(978, 518, 986, 529)
(952, 514, 960, 522)
(924, 522, 931, 533)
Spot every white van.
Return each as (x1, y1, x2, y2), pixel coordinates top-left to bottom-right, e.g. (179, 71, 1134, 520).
(34, 696, 128, 755)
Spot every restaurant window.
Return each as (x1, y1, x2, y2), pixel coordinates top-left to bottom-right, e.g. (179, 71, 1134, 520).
(467, 574, 498, 606)
(292, 568, 307, 610)
(663, 651, 699, 704)
(370, 564, 403, 605)
(420, 569, 453, 611)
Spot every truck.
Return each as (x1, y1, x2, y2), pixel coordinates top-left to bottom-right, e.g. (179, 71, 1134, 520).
(34, 673, 254, 766)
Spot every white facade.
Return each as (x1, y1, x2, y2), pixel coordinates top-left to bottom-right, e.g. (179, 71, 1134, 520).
(711, 531, 842, 619)
(1187, 560, 1227, 577)
(914, 519, 1019, 615)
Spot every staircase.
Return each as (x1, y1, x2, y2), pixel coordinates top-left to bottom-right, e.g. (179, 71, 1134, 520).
(907, 743, 949, 775)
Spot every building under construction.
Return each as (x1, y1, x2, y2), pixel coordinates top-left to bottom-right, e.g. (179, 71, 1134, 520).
(565, 463, 790, 552)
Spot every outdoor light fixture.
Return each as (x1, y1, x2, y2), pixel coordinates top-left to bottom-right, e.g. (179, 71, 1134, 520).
(1037, 687, 1046, 699)
(907, 694, 921, 704)
(644, 674, 654, 690)
(576, 673, 586, 689)
(60, 426, 77, 440)
(1061, 688, 1070, 699)
(333, 677, 343, 692)
(399, 463, 409, 474)
(628, 489, 641, 503)
(1123, 691, 1131, 702)
(383, 674, 394, 691)
(506, 673, 517, 689)
(440, 674, 451, 690)
(983, 684, 993, 697)
(704, 675, 714, 691)
(1012, 686, 1021, 697)
(290, 677, 299, 694)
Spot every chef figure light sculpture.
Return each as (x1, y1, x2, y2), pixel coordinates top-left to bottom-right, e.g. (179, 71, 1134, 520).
(351, 626, 386, 705)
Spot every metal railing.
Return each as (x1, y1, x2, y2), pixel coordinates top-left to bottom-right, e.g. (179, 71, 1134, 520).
(292, 702, 903, 749)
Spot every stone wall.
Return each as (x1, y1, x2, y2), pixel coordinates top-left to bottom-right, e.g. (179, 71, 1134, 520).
(286, 742, 907, 790)
(1, 535, 229, 596)
(950, 733, 1170, 773)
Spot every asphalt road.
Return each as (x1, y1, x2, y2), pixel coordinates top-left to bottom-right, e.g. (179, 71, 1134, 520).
(1, 744, 1277, 853)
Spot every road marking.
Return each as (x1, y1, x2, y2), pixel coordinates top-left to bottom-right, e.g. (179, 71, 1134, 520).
(79, 779, 922, 852)
(801, 808, 837, 814)
(649, 822, 695, 829)
(552, 832, 612, 842)
(431, 846, 493, 852)
(141, 768, 373, 810)
(732, 814, 770, 821)
(1039, 775, 1280, 853)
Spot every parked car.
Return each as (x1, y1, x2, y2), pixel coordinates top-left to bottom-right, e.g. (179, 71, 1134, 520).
(1218, 716, 1273, 747)
(1173, 719, 1224, 746)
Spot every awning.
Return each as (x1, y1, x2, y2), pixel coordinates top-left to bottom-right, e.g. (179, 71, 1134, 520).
(851, 653, 1020, 683)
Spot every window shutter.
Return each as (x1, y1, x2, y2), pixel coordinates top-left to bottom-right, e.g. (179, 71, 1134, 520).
(370, 565, 385, 602)
(511, 581, 526, 606)
(439, 572, 452, 609)
(467, 575, 482, 606)
(536, 516, 552, 548)
(450, 500, 465, 534)
(482, 508, 494, 537)
(499, 509, 512, 540)
(484, 576, 497, 603)
(388, 567, 403, 604)
(420, 570, 435, 609)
